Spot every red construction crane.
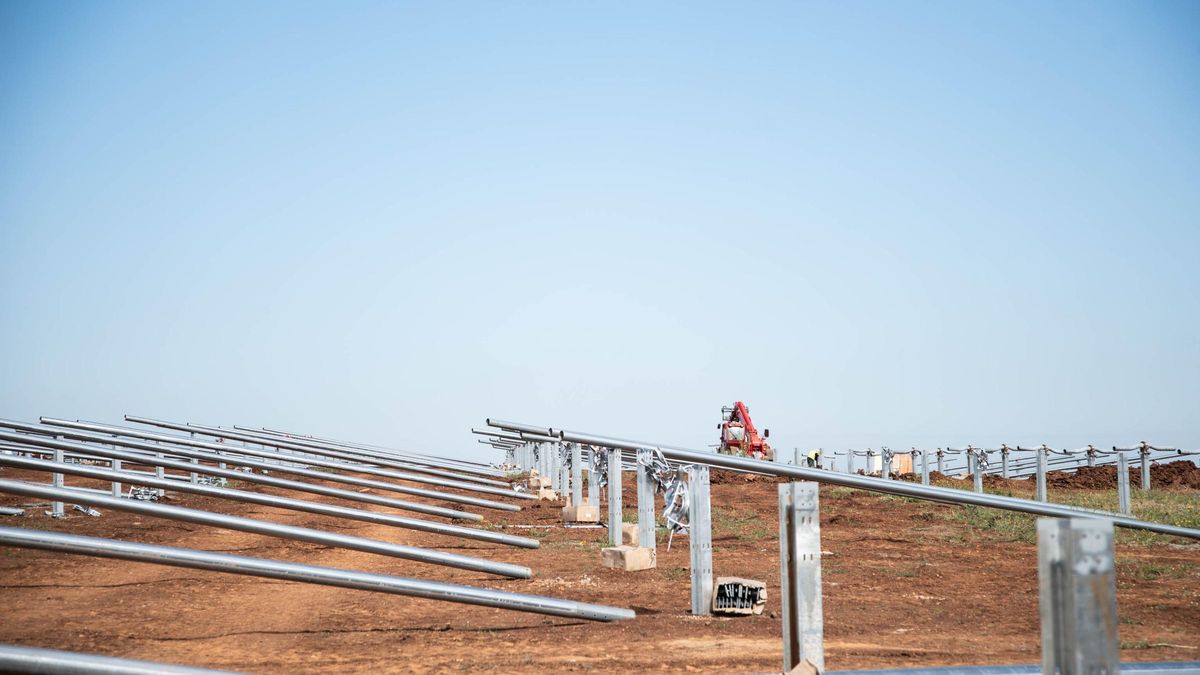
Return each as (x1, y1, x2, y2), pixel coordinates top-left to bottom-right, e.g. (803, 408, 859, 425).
(717, 401, 774, 461)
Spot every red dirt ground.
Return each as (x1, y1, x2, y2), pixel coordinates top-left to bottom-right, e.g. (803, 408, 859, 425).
(1, 466, 1197, 673)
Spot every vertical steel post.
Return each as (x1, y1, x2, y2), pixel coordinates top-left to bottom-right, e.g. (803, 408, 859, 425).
(967, 447, 977, 480)
(1139, 444, 1151, 491)
(636, 448, 655, 550)
(779, 481, 824, 673)
(190, 457, 200, 484)
(689, 465, 713, 616)
(936, 448, 945, 475)
(794, 447, 802, 466)
(559, 445, 569, 500)
(920, 448, 930, 486)
(1037, 518, 1119, 675)
(587, 451, 599, 509)
(866, 449, 875, 476)
(155, 452, 166, 497)
(1001, 446, 1010, 479)
(1117, 453, 1131, 516)
(608, 447, 623, 547)
(1086, 446, 1096, 468)
(1036, 447, 1049, 503)
(571, 443, 583, 507)
(111, 459, 122, 498)
(972, 449, 984, 494)
(881, 448, 892, 480)
(51, 446, 65, 517)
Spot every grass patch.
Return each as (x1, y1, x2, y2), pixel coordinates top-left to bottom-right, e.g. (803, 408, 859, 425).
(713, 505, 773, 541)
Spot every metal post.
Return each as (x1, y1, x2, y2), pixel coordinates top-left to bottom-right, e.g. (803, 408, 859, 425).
(1139, 443, 1151, 491)
(881, 447, 892, 480)
(1001, 446, 1010, 479)
(866, 449, 875, 476)
(689, 465, 712, 616)
(794, 447, 802, 466)
(1037, 518, 1119, 674)
(936, 448, 945, 475)
(559, 445, 569, 499)
(155, 451, 166, 497)
(111, 458, 122, 498)
(1117, 453, 1131, 516)
(571, 442, 583, 507)
(637, 448, 655, 550)
(1036, 446, 1049, 503)
(51, 446, 65, 518)
(779, 482, 824, 672)
(972, 449, 984, 494)
(1087, 446, 1096, 468)
(920, 448, 930, 486)
(967, 447, 977, 480)
(190, 457, 200, 484)
(608, 447, 623, 547)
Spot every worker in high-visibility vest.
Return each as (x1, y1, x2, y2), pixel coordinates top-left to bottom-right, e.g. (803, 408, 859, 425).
(805, 449, 821, 468)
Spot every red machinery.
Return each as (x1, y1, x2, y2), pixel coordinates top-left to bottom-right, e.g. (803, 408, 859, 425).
(717, 401, 774, 461)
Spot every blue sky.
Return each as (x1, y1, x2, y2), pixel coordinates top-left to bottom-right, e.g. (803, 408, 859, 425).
(1, 1, 1197, 461)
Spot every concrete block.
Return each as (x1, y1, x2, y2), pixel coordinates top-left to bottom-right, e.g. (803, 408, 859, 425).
(527, 475, 550, 490)
(562, 503, 600, 523)
(621, 523, 639, 545)
(536, 487, 559, 501)
(600, 545, 656, 571)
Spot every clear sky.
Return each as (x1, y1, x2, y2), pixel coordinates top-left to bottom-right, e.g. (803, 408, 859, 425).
(1, 1, 1197, 462)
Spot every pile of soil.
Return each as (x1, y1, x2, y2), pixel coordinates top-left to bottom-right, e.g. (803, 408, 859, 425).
(708, 469, 773, 485)
(1044, 460, 1200, 490)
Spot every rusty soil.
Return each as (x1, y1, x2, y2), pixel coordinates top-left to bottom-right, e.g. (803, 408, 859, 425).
(1, 467, 1197, 673)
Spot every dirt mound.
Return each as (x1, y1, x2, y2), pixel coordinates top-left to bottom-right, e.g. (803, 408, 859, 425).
(1044, 461, 1200, 490)
(708, 469, 772, 485)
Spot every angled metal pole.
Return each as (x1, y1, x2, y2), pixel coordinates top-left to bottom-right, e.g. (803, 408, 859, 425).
(257, 425, 501, 473)
(780, 481, 824, 672)
(15, 420, 525, 511)
(0, 454, 538, 549)
(0, 644, 236, 674)
(0, 480, 531, 579)
(43, 418, 527, 500)
(0, 429, 479, 521)
(0, 527, 634, 622)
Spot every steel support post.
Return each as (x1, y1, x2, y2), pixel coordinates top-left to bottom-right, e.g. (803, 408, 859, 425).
(637, 448, 655, 549)
(779, 481, 824, 673)
(689, 464, 713, 616)
(155, 451, 166, 497)
(1037, 518, 1119, 675)
(1036, 448, 1049, 503)
(190, 457, 199, 484)
(882, 449, 892, 480)
(111, 459, 122, 497)
(1139, 447, 1151, 491)
(936, 448, 945, 475)
(866, 449, 875, 476)
(1001, 448, 1010, 479)
(588, 467, 599, 509)
(608, 447, 623, 547)
(973, 451, 984, 494)
(1117, 453, 1131, 516)
(559, 446, 569, 499)
(794, 447, 802, 466)
(571, 443, 583, 507)
(51, 446, 64, 517)
(920, 449, 930, 486)
(1087, 447, 1096, 468)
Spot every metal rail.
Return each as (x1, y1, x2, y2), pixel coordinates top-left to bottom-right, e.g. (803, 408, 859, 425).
(487, 420, 1200, 540)
(256, 425, 502, 473)
(0, 644, 239, 675)
(40, 418, 529, 505)
(0, 480, 530, 579)
(0, 454, 537, 549)
(0, 429, 479, 521)
(233, 425, 505, 479)
(128, 416, 512, 489)
(18, 420, 522, 512)
(0, 527, 634, 621)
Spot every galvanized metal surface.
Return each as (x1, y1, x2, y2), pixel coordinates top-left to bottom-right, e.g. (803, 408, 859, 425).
(0, 454, 537, 549)
(0, 527, 635, 621)
(688, 464, 712, 616)
(491, 421, 1200, 540)
(0, 429, 479, 521)
(779, 482, 824, 672)
(1038, 518, 1120, 675)
(0, 643, 240, 674)
(0, 480, 531, 579)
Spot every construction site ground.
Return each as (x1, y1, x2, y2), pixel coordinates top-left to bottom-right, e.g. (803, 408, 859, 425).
(1, 464, 1198, 673)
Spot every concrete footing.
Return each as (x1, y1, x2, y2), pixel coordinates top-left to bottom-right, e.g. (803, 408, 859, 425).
(600, 545, 656, 571)
(562, 504, 599, 523)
